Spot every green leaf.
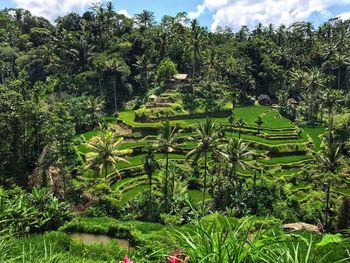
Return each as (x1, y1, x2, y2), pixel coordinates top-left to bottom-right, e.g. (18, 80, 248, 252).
(316, 233, 345, 248)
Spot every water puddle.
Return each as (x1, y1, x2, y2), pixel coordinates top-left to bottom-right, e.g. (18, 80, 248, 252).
(71, 233, 131, 249)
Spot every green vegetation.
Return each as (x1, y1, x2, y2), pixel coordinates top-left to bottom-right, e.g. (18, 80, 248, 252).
(1, 2, 350, 261)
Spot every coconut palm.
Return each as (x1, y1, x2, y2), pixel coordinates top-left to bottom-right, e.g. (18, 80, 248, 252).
(187, 118, 221, 206)
(156, 121, 178, 211)
(304, 68, 327, 123)
(85, 128, 130, 183)
(143, 146, 159, 202)
(289, 68, 307, 98)
(329, 52, 350, 90)
(221, 138, 252, 186)
(315, 134, 343, 231)
(104, 57, 130, 113)
(135, 10, 155, 28)
(190, 19, 206, 80)
(85, 96, 104, 127)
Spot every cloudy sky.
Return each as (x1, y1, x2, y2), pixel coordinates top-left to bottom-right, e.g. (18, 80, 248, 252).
(1, 0, 350, 31)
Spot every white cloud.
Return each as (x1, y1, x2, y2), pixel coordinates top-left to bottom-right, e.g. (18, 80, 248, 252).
(14, 0, 100, 21)
(337, 11, 350, 20)
(117, 9, 131, 19)
(189, 0, 350, 31)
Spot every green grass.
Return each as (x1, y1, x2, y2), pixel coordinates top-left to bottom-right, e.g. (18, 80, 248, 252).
(258, 155, 314, 165)
(226, 131, 309, 146)
(302, 126, 326, 151)
(119, 106, 295, 130)
(188, 190, 212, 204)
(112, 175, 147, 191)
(121, 184, 147, 203)
(116, 153, 186, 170)
(234, 106, 294, 129)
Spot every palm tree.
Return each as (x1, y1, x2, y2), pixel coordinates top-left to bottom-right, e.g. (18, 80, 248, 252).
(190, 19, 206, 80)
(329, 52, 350, 90)
(221, 138, 252, 186)
(133, 55, 154, 89)
(304, 68, 327, 123)
(135, 10, 155, 28)
(315, 133, 342, 231)
(236, 118, 246, 139)
(255, 116, 264, 134)
(289, 68, 307, 98)
(156, 121, 178, 211)
(143, 146, 159, 202)
(85, 128, 130, 183)
(85, 96, 104, 128)
(187, 118, 221, 206)
(104, 57, 130, 113)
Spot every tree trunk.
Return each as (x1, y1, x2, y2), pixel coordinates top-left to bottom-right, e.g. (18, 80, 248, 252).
(253, 169, 257, 214)
(325, 183, 331, 232)
(35, 120, 40, 155)
(192, 51, 196, 80)
(98, 72, 103, 97)
(338, 67, 341, 90)
(149, 173, 152, 201)
(202, 151, 207, 207)
(113, 76, 117, 113)
(164, 152, 169, 212)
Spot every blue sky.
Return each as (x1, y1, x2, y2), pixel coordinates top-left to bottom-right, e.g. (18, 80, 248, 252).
(1, 0, 350, 31)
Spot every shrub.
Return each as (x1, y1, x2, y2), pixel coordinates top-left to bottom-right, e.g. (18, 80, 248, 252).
(258, 94, 272, 105)
(156, 58, 177, 82)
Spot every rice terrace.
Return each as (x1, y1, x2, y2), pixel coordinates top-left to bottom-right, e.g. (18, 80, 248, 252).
(0, 1, 350, 262)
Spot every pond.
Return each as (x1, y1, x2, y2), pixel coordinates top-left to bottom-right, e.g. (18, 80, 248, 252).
(71, 233, 131, 249)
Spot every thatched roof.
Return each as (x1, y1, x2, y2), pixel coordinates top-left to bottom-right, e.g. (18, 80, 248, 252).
(174, 74, 188, 80)
(149, 94, 158, 99)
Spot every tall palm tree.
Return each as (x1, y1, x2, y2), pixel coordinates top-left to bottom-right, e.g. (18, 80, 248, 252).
(135, 10, 155, 28)
(85, 128, 130, 184)
(329, 52, 350, 90)
(190, 19, 206, 80)
(304, 67, 327, 123)
(143, 146, 159, 203)
(187, 118, 221, 206)
(133, 55, 154, 89)
(289, 68, 307, 98)
(156, 121, 178, 211)
(85, 96, 104, 127)
(221, 138, 252, 186)
(104, 57, 130, 113)
(315, 135, 342, 231)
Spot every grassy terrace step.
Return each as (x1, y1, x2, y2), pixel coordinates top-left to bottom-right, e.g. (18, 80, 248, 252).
(301, 126, 326, 151)
(121, 185, 148, 203)
(118, 106, 295, 130)
(117, 153, 186, 170)
(225, 132, 309, 146)
(257, 154, 314, 166)
(188, 190, 212, 203)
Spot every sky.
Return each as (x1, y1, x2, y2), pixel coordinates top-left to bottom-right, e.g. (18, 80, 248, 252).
(1, 0, 350, 31)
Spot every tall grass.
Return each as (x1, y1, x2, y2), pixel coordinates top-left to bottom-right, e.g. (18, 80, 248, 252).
(176, 218, 350, 263)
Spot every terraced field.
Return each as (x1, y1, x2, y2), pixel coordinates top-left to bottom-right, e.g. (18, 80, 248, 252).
(80, 105, 327, 204)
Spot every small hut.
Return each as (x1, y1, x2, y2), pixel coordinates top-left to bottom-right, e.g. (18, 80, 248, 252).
(173, 74, 188, 84)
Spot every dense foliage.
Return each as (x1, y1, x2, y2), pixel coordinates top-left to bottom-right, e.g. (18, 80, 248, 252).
(1, 2, 350, 262)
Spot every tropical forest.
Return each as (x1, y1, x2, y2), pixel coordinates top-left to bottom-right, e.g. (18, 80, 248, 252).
(1, 2, 350, 262)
